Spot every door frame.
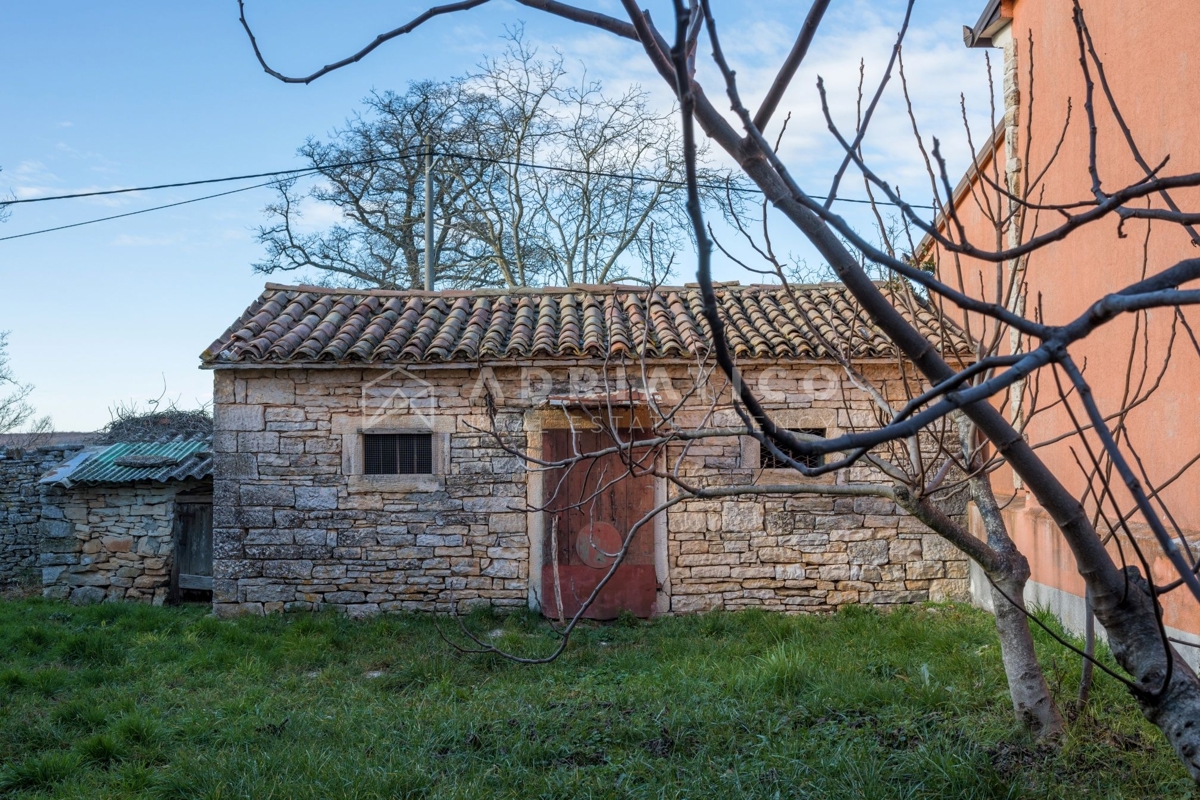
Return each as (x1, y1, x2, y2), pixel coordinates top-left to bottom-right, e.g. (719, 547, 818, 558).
(525, 407, 670, 616)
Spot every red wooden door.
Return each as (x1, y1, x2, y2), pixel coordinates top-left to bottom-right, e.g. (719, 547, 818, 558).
(542, 428, 657, 619)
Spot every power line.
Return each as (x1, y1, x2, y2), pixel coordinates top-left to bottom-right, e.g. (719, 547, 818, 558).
(0, 152, 421, 206)
(1, 149, 937, 209)
(0, 150, 938, 243)
(0, 177, 313, 243)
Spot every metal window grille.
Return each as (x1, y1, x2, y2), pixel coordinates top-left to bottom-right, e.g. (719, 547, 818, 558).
(759, 428, 826, 470)
(364, 433, 434, 475)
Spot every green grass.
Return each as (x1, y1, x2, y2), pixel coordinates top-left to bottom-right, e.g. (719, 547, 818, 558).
(0, 599, 1189, 799)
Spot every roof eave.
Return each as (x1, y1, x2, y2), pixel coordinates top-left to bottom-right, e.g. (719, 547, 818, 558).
(963, 0, 1013, 48)
(913, 121, 1006, 264)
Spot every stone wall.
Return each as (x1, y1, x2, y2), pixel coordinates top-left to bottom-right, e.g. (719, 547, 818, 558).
(41, 478, 209, 605)
(0, 444, 86, 589)
(211, 363, 970, 617)
(211, 367, 529, 617)
(663, 461, 968, 614)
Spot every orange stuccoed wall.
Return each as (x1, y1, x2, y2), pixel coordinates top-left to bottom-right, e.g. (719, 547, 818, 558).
(928, 0, 1200, 645)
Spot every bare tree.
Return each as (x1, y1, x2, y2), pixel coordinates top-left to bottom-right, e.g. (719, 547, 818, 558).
(256, 33, 728, 289)
(238, 0, 1200, 778)
(0, 332, 52, 439)
(0, 167, 11, 225)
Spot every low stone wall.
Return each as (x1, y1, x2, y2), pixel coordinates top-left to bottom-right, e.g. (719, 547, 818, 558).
(667, 494, 969, 613)
(0, 444, 86, 589)
(662, 409, 969, 613)
(41, 478, 208, 604)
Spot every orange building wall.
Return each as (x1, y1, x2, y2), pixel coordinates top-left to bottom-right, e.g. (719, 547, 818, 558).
(929, 0, 1200, 636)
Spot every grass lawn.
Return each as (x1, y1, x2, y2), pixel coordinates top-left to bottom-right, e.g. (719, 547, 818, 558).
(0, 599, 1191, 799)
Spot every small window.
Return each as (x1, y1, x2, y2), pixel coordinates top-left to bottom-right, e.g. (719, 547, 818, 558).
(364, 433, 433, 475)
(760, 428, 826, 470)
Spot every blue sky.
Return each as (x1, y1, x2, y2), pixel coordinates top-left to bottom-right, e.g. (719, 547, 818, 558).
(0, 1, 995, 430)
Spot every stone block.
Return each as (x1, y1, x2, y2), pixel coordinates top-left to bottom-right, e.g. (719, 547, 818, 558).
(42, 565, 67, 584)
(780, 532, 830, 551)
(266, 407, 306, 422)
(722, 502, 764, 534)
(775, 564, 806, 581)
(489, 513, 526, 533)
(853, 497, 896, 515)
(216, 601, 263, 617)
(246, 378, 295, 405)
(216, 404, 265, 432)
(817, 565, 851, 582)
(888, 538, 922, 563)
(40, 518, 74, 539)
(216, 453, 259, 479)
(324, 591, 367, 604)
(668, 511, 707, 532)
(822, 514, 876, 535)
(865, 589, 928, 604)
(930, 578, 970, 602)
(417, 533, 463, 547)
(730, 566, 774, 580)
(243, 584, 296, 603)
(263, 560, 314, 579)
(312, 565, 347, 581)
(847, 540, 889, 566)
(463, 497, 517, 512)
(67, 572, 110, 587)
(676, 553, 739, 567)
(755, 548, 804, 563)
(905, 561, 945, 580)
(482, 560, 520, 579)
(295, 486, 338, 511)
(671, 595, 719, 613)
(294, 529, 330, 546)
(921, 534, 962, 562)
(240, 485, 295, 508)
(69, 586, 106, 604)
(238, 431, 280, 453)
(246, 528, 294, 545)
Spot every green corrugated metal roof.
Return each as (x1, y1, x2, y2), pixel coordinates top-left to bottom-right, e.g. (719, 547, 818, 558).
(40, 437, 212, 486)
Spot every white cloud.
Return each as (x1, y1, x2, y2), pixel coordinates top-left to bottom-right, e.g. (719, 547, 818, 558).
(517, 3, 999, 206)
(109, 233, 186, 247)
(290, 194, 346, 234)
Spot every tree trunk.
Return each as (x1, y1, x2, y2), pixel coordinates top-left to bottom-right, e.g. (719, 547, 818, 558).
(895, 479, 1064, 738)
(609, 28, 1200, 778)
(989, 569, 1064, 736)
(1103, 568, 1200, 778)
(970, 466, 1065, 738)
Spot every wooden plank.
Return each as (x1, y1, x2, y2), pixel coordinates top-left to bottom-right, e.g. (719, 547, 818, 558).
(178, 574, 214, 591)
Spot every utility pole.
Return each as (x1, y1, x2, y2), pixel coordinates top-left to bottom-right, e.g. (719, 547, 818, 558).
(424, 134, 434, 291)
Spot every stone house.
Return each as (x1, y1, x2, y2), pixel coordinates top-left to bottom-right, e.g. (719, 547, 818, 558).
(199, 281, 974, 619)
(37, 438, 213, 605)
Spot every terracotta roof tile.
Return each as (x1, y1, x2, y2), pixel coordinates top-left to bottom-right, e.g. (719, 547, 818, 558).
(202, 282, 973, 365)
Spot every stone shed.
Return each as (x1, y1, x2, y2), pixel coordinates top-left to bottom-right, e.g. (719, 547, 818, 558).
(38, 438, 213, 605)
(201, 281, 974, 618)
(0, 435, 96, 591)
